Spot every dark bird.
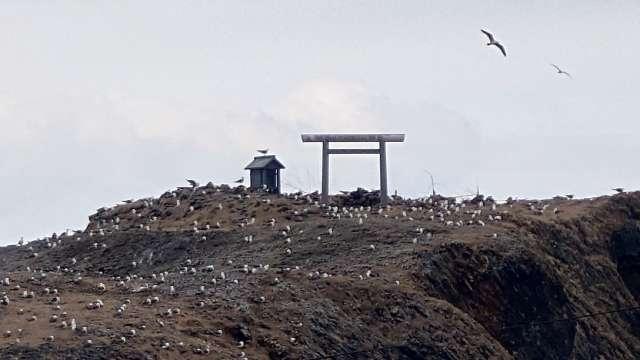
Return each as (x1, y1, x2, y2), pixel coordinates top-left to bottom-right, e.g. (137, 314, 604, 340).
(481, 29, 506, 57)
(186, 179, 199, 188)
(123, 199, 133, 204)
(565, 194, 574, 200)
(613, 188, 624, 194)
(234, 177, 244, 184)
(257, 149, 269, 154)
(551, 64, 572, 78)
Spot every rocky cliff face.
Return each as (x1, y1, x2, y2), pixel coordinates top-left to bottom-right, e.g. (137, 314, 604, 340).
(417, 210, 640, 359)
(0, 186, 638, 359)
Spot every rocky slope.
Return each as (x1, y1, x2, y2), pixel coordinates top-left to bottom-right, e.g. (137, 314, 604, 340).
(0, 184, 639, 359)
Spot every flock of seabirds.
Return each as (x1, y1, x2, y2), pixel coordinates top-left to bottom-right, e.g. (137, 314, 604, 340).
(1, 163, 629, 357)
(0, 177, 510, 356)
(0, 29, 631, 359)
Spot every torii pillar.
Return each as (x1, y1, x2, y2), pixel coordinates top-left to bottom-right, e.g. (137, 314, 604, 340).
(301, 134, 406, 205)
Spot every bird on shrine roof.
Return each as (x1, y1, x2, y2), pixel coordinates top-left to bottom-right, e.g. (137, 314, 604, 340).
(257, 149, 269, 154)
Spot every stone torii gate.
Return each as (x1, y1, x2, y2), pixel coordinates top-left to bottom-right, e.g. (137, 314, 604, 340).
(301, 134, 406, 205)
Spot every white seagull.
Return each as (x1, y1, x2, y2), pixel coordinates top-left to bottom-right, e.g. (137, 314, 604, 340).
(481, 29, 506, 57)
(551, 64, 572, 78)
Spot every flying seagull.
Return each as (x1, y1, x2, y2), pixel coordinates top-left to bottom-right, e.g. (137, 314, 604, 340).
(612, 188, 624, 194)
(186, 179, 199, 188)
(234, 177, 244, 183)
(481, 29, 506, 57)
(257, 149, 269, 154)
(551, 64, 572, 78)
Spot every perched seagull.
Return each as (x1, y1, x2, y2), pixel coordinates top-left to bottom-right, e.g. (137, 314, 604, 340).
(481, 29, 506, 57)
(234, 177, 244, 183)
(551, 64, 572, 78)
(257, 149, 269, 154)
(612, 188, 625, 194)
(186, 179, 199, 188)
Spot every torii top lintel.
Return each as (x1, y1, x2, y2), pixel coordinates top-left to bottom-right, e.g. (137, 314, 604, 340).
(300, 134, 405, 143)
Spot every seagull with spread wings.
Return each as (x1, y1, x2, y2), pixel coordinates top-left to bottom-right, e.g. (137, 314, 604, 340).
(551, 64, 572, 78)
(481, 29, 506, 57)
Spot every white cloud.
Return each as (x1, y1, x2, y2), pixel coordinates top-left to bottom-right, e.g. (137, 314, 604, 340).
(274, 79, 382, 132)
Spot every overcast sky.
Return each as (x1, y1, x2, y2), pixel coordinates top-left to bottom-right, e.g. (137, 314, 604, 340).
(1, 1, 640, 244)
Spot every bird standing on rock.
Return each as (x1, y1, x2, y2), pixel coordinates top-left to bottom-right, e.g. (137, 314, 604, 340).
(234, 177, 244, 184)
(481, 29, 506, 57)
(186, 179, 199, 188)
(613, 188, 624, 194)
